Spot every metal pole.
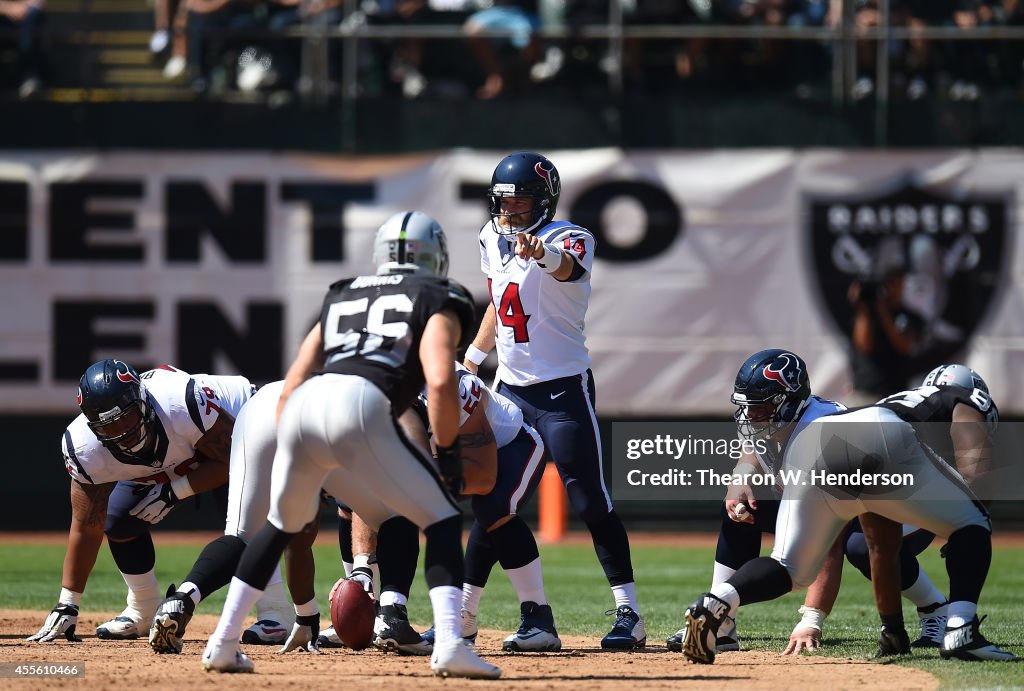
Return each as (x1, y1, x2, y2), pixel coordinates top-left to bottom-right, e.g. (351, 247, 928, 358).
(875, 0, 889, 146)
(340, 0, 360, 152)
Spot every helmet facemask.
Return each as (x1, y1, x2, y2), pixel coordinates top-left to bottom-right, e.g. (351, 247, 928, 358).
(87, 390, 158, 461)
(488, 187, 550, 236)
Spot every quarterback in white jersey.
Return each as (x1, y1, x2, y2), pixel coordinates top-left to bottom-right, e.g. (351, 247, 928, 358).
(465, 152, 643, 651)
(28, 359, 254, 645)
(477, 219, 593, 385)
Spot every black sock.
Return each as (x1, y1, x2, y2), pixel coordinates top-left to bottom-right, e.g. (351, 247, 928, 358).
(108, 532, 156, 574)
(337, 515, 353, 567)
(491, 517, 540, 571)
(423, 514, 463, 589)
(182, 534, 247, 599)
(727, 557, 793, 605)
(585, 510, 634, 586)
(464, 521, 498, 588)
(377, 516, 419, 598)
(236, 522, 294, 590)
(944, 524, 991, 604)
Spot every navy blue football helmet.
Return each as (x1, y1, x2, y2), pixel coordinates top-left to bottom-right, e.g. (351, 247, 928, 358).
(78, 358, 158, 464)
(488, 151, 561, 235)
(731, 349, 811, 441)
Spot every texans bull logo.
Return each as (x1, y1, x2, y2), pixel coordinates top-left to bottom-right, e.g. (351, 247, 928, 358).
(763, 353, 803, 392)
(534, 161, 560, 197)
(807, 179, 1009, 374)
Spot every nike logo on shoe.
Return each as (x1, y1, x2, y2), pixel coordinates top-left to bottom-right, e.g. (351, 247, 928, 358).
(550, 391, 566, 400)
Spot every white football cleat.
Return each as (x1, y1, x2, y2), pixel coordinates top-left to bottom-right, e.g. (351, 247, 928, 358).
(202, 639, 255, 673)
(431, 639, 501, 679)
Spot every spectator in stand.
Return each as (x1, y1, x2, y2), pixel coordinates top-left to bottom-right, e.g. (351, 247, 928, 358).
(184, 0, 257, 92)
(0, 0, 45, 98)
(463, 0, 541, 98)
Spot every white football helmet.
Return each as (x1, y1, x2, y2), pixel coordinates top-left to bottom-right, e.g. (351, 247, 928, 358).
(373, 211, 449, 278)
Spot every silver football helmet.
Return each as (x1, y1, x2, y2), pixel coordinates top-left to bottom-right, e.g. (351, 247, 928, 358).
(922, 363, 989, 393)
(373, 211, 449, 278)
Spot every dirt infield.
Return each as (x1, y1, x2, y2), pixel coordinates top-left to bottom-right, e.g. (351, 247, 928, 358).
(1, 611, 938, 690)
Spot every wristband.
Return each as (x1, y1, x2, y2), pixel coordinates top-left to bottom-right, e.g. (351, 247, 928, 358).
(537, 243, 562, 274)
(170, 474, 195, 501)
(795, 605, 827, 632)
(465, 344, 489, 366)
(59, 587, 83, 607)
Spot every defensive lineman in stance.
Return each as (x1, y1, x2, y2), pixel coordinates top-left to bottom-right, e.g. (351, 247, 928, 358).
(202, 211, 501, 679)
(465, 152, 644, 649)
(679, 354, 1015, 664)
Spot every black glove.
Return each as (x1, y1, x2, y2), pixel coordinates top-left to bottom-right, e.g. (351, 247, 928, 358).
(27, 603, 81, 642)
(873, 624, 910, 658)
(436, 440, 463, 497)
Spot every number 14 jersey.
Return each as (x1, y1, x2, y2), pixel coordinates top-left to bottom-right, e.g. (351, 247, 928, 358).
(479, 221, 594, 386)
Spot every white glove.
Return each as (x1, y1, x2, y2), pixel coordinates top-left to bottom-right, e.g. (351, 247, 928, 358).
(280, 613, 322, 654)
(129, 478, 191, 524)
(27, 603, 80, 642)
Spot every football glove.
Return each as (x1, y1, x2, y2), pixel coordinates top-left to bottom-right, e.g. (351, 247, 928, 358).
(280, 613, 322, 654)
(873, 624, 911, 658)
(128, 482, 181, 524)
(435, 440, 463, 497)
(27, 603, 81, 642)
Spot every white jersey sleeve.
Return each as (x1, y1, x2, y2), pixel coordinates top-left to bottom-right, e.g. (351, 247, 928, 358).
(478, 220, 593, 385)
(62, 367, 254, 487)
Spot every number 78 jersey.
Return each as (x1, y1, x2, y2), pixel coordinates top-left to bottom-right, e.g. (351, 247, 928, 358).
(479, 221, 594, 386)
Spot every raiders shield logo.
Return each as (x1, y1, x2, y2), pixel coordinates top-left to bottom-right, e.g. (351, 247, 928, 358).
(807, 180, 1011, 390)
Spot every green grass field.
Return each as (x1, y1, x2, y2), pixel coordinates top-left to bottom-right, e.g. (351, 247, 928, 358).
(2, 539, 1022, 689)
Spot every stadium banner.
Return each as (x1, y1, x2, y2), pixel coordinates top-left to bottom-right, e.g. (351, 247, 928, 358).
(0, 149, 1019, 415)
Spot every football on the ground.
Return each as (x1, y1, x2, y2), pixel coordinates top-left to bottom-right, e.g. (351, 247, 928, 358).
(330, 578, 375, 649)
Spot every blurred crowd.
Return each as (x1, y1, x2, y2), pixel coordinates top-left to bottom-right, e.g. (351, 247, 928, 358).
(3, 0, 1024, 100)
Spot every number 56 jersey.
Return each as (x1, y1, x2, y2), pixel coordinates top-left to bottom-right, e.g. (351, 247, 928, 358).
(479, 221, 594, 386)
(320, 273, 476, 414)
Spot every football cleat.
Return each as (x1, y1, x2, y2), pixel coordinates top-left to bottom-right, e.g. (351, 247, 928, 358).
(666, 614, 739, 653)
(940, 616, 1017, 662)
(680, 593, 730, 664)
(149, 586, 196, 654)
(912, 603, 947, 648)
(600, 606, 646, 650)
(97, 616, 143, 640)
(373, 604, 432, 656)
(316, 625, 345, 649)
(241, 619, 289, 645)
(202, 639, 254, 673)
(503, 601, 561, 652)
(431, 639, 501, 679)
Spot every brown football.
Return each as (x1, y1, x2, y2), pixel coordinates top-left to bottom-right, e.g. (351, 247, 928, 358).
(330, 579, 375, 649)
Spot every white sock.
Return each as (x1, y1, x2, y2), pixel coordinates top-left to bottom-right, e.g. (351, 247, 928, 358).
(429, 585, 462, 646)
(178, 581, 203, 607)
(947, 601, 977, 629)
(378, 590, 407, 608)
(461, 583, 484, 615)
(709, 582, 741, 617)
(611, 582, 639, 611)
(506, 557, 547, 605)
(902, 570, 946, 610)
(123, 570, 160, 618)
(211, 577, 264, 643)
(256, 576, 293, 623)
(712, 562, 737, 588)
(294, 597, 319, 617)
